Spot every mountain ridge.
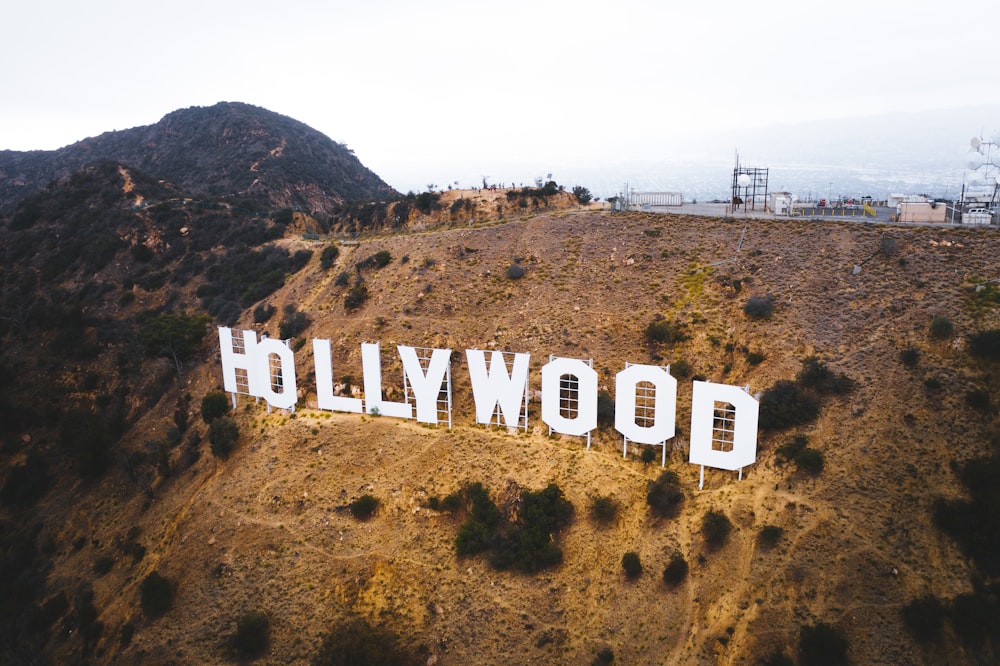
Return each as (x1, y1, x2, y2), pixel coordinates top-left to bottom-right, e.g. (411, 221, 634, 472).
(0, 101, 397, 213)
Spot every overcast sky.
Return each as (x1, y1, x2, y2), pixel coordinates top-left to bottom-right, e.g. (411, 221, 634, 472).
(3, 0, 998, 192)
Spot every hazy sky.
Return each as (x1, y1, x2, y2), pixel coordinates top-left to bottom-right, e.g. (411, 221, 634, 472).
(3, 0, 998, 191)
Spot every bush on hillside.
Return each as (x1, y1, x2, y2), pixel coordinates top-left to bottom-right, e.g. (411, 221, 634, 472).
(320, 244, 340, 269)
(929, 315, 954, 339)
(662, 553, 689, 587)
(589, 494, 620, 525)
(798, 623, 848, 666)
(758, 380, 820, 430)
(201, 390, 230, 424)
(140, 571, 173, 616)
(701, 510, 732, 550)
(743, 295, 775, 319)
(209, 416, 239, 459)
(622, 552, 642, 579)
(231, 610, 271, 659)
(647, 471, 684, 518)
(349, 494, 379, 521)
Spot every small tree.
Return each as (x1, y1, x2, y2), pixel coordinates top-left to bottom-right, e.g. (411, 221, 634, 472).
(209, 416, 239, 459)
(645, 317, 687, 345)
(899, 347, 920, 368)
(278, 304, 310, 339)
(589, 495, 620, 525)
(701, 510, 732, 550)
(743, 295, 775, 320)
(350, 494, 379, 520)
(622, 551, 642, 579)
(201, 390, 230, 424)
(231, 610, 271, 658)
(137, 311, 210, 380)
(140, 571, 173, 616)
(662, 553, 688, 586)
(798, 622, 848, 666)
(647, 471, 684, 518)
(929, 315, 954, 339)
(320, 244, 340, 269)
(757, 525, 784, 550)
(572, 186, 593, 205)
(900, 595, 945, 644)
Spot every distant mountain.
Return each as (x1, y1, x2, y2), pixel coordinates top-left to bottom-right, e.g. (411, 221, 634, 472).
(0, 102, 398, 213)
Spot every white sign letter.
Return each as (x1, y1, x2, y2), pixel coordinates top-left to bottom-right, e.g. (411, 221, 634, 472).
(614, 364, 676, 444)
(541, 357, 597, 437)
(313, 338, 363, 413)
(256, 337, 297, 410)
(398, 345, 452, 424)
(689, 381, 759, 471)
(466, 349, 530, 428)
(361, 342, 412, 419)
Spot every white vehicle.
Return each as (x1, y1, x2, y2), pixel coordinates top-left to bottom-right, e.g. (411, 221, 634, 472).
(963, 208, 994, 225)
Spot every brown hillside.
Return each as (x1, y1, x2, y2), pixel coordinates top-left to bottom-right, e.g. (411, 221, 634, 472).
(11, 209, 1000, 665)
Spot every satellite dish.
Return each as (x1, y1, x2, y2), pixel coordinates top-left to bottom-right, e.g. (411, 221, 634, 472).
(992, 132, 1000, 145)
(971, 136, 982, 150)
(967, 150, 984, 170)
(737, 174, 751, 186)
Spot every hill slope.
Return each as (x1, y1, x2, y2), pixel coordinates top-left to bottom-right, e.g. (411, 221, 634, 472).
(0, 102, 397, 213)
(3, 184, 1000, 664)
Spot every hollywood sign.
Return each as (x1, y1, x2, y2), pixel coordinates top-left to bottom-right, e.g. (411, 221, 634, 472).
(217, 328, 759, 483)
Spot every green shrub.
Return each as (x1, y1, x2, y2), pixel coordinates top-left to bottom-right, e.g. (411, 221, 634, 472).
(572, 186, 592, 205)
(757, 525, 784, 549)
(334, 271, 350, 287)
(621, 551, 642, 579)
(795, 357, 854, 395)
(349, 494, 379, 521)
(320, 245, 340, 269)
(758, 381, 819, 430)
(201, 390, 230, 423)
(506, 264, 525, 280)
(795, 448, 824, 475)
(646, 317, 687, 345)
(209, 416, 239, 459)
(313, 615, 420, 666)
(640, 447, 657, 464)
(899, 347, 920, 368)
(589, 495, 620, 524)
(647, 471, 684, 518)
(900, 594, 945, 644)
(798, 622, 848, 666)
(776, 435, 824, 475)
(671, 359, 690, 378)
(591, 646, 614, 665)
(231, 610, 271, 658)
(746, 350, 766, 366)
(743, 295, 775, 319)
(929, 315, 954, 339)
(701, 510, 732, 550)
(344, 282, 370, 311)
(278, 304, 311, 339)
(933, 455, 1000, 576)
(140, 571, 173, 616)
(966, 388, 992, 412)
(662, 553, 688, 586)
(454, 482, 573, 573)
(968, 329, 1000, 360)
